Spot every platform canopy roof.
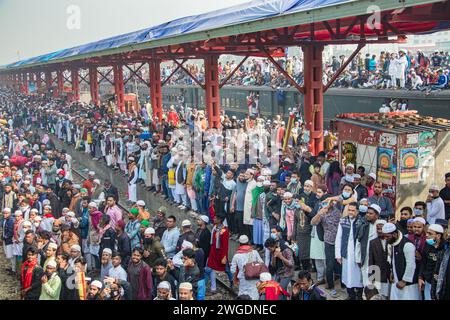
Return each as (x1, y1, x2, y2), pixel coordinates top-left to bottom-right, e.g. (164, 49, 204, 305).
(2, 0, 449, 71)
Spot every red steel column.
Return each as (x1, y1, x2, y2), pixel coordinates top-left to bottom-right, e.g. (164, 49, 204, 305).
(22, 72, 29, 94)
(45, 70, 52, 92)
(204, 55, 221, 128)
(36, 71, 42, 93)
(89, 66, 99, 106)
(56, 69, 64, 98)
(302, 44, 324, 155)
(149, 59, 163, 122)
(14, 73, 19, 91)
(113, 65, 125, 113)
(71, 67, 80, 102)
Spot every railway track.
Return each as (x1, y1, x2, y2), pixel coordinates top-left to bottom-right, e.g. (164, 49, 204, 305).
(72, 167, 238, 299)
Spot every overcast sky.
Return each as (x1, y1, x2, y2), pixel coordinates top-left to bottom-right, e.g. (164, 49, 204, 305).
(0, 0, 250, 65)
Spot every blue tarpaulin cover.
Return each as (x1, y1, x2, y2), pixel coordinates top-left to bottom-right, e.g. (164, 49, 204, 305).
(5, 0, 354, 68)
(5, 0, 448, 69)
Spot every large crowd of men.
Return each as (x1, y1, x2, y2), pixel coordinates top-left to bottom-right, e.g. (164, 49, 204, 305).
(157, 50, 450, 92)
(0, 88, 450, 301)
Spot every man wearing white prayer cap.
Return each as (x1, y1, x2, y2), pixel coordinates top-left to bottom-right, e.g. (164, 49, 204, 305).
(426, 185, 445, 224)
(195, 215, 211, 264)
(366, 218, 390, 298)
(355, 202, 381, 289)
(260, 272, 272, 282)
(383, 223, 420, 300)
(243, 167, 257, 228)
(39, 259, 61, 300)
(178, 282, 194, 300)
(419, 223, 444, 300)
(154, 281, 176, 300)
(87, 280, 103, 300)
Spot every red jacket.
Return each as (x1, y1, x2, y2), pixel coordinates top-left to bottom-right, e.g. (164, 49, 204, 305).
(207, 225, 229, 272)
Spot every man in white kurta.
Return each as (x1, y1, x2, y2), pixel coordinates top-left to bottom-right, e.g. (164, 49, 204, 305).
(383, 223, 420, 300)
(335, 203, 363, 300)
(243, 169, 257, 234)
(230, 235, 263, 300)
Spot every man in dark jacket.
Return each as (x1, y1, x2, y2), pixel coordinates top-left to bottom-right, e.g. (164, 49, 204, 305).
(115, 220, 131, 269)
(2, 207, 15, 273)
(142, 227, 165, 268)
(419, 224, 445, 300)
(353, 174, 368, 201)
(127, 248, 153, 300)
(194, 215, 211, 266)
(57, 253, 78, 300)
(153, 258, 178, 298)
(291, 271, 326, 300)
(22, 230, 37, 263)
(99, 215, 116, 255)
(168, 248, 201, 296)
(103, 180, 119, 203)
(45, 186, 60, 218)
(368, 220, 390, 298)
(21, 246, 44, 300)
(176, 220, 196, 252)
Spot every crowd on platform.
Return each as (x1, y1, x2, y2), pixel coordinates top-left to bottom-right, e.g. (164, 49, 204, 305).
(157, 50, 450, 93)
(0, 88, 450, 301)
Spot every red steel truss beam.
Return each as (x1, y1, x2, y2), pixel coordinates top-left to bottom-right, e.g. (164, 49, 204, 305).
(323, 43, 365, 93)
(162, 59, 187, 86)
(219, 55, 249, 89)
(172, 59, 205, 89)
(123, 63, 149, 86)
(260, 46, 305, 95)
(97, 68, 114, 85)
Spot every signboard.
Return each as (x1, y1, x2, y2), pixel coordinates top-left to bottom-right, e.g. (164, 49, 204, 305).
(380, 133, 397, 147)
(419, 131, 436, 147)
(377, 147, 394, 185)
(406, 133, 419, 145)
(400, 148, 419, 184)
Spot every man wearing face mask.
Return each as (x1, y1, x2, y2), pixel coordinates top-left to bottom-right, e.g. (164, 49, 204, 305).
(358, 198, 369, 218)
(419, 224, 444, 300)
(383, 223, 420, 300)
(426, 185, 445, 224)
(287, 172, 302, 195)
(355, 204, 381, 289)
(413, 201, 427, 219)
